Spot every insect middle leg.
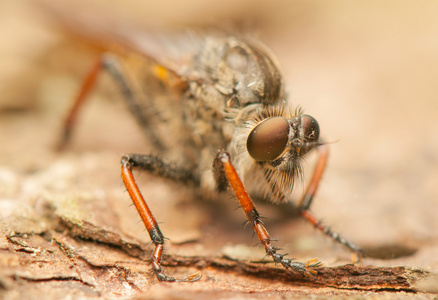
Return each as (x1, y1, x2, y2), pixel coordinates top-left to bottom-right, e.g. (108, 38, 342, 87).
(216, 151, 321, 276)
(121, 154, 201, 282)
(297, 144, 364, 257)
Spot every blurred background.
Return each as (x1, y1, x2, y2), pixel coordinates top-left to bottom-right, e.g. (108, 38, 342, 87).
(1, 0, 437, 281)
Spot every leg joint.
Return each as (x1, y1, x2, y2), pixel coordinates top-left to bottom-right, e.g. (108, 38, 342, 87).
(149, 227, 165, 245)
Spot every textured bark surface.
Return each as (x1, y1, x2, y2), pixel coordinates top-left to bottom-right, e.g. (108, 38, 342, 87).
(1, 1, 438, 299)
(0, 219, 430, 297)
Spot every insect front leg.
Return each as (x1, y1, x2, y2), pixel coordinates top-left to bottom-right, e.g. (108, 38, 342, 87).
(297, 144, 364, 258)
(215, 151, 321, 276)
(121, 154, 201, 282)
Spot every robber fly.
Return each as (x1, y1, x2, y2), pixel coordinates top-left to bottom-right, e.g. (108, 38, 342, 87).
(45, 3, 363, 282)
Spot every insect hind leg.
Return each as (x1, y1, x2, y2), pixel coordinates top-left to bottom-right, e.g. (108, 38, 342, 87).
(58, 53, 168, 151)
(58, 55, 104, 150)
(101, 54, 166, 151)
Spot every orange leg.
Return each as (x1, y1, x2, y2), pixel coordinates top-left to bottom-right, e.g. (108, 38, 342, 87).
(121, 154, 201, 282)
(297, 143, 329, 210)
(58, 53, 166, 151)
(298, 144, 363, 256)
(58, 55, 104, 150)
(218, 151, 321, 276)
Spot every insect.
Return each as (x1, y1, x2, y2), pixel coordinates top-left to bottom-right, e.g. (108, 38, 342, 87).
(48, 4, 363, 282)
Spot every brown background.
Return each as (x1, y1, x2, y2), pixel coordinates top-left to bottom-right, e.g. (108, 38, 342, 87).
(1, 0, 437, 299)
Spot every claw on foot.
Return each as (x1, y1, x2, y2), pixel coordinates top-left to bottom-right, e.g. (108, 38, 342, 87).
(157, 271, 202, 283)
(352, 251, 363, 264)
(305, 258, 322, 276)
(184, 272, 202, 282)
(281, 257, 322, 276)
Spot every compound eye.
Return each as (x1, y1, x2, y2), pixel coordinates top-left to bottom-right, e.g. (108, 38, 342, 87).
(301, 115, 320, 142)
(247, 117, 290, 161)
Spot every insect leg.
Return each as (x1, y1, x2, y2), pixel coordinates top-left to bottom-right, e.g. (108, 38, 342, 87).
(121, 154, 201, 282)
(297, 143, 329, 210)
(122, 153, 200, 186)
(59, 53, 165, 150)
(297, 144, 364, 257)
(58, 55, 104, 150)
(216, 151, 321, 276)
(101, 54, 166, 151)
